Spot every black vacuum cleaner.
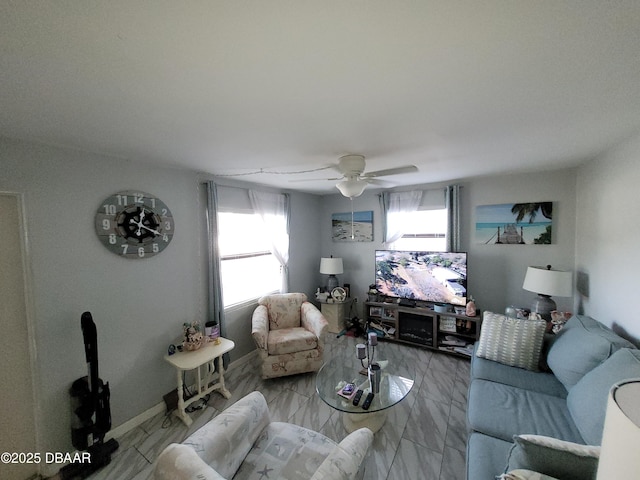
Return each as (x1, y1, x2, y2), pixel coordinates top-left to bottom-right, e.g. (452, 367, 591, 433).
(61, 312, 119, 479)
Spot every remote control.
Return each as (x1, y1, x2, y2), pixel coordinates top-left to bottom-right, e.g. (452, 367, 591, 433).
(352, 389, 364, 406)
(361, 392, 375, 410)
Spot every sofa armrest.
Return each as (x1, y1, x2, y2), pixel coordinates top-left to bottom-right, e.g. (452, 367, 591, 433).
(301, 302, 328, 344)
(154, 443, 227, 480)
(310, 427, 373, 480)
(251, 305, 269, 350)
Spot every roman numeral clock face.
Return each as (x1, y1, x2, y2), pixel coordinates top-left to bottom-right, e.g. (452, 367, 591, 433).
(95, 191, 174, 259)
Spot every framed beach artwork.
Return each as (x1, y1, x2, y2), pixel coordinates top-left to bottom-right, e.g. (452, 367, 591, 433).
(475, 202, 553, 245)
(332, 210, 373, 242)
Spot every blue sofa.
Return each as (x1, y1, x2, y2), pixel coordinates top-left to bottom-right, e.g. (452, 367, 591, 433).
(466, 315, 640, 480)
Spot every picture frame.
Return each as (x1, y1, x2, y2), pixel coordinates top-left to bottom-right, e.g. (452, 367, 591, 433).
(475, 202, 553, 245)
(382, 308, 397, 321)
(439, 316, 457, 333)
(332, 210, 373, 242)
(369, 306, 382, 317)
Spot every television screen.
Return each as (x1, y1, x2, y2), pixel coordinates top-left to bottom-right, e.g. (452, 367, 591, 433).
(375, 250, 467, 306)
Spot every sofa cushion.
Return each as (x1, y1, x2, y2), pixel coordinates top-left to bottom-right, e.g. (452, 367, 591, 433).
(268, 327, 318, 355)
(505, 435, 600, 480)
(566, 348, 640, 445)
(467, 379, 585, 443)
(476, 312, 547, 371)
(467, 432, 513, 480)
(546, 315, 635, 390)
(471, 345, 567, 398)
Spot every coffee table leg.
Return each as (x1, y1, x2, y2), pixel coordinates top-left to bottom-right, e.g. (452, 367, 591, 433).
(343, 410, 387, 433)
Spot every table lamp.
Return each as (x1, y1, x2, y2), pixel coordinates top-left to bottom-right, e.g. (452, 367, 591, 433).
(320, 257, 343, 290)
(597, 379, 640, 478)
(522, 265, 572, 320)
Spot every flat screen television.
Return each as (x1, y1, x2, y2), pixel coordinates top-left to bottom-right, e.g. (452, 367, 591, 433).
(375, 250, 467, 306)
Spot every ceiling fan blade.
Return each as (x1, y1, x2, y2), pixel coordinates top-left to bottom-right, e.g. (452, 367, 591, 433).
(363, 165, 418, 178)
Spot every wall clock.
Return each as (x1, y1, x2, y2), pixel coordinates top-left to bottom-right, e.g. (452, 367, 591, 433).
(94, 190, 174, 259)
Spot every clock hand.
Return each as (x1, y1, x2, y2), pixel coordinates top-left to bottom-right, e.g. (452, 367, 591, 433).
(130, 217, 144, 236)
(139, 224, 161, 236)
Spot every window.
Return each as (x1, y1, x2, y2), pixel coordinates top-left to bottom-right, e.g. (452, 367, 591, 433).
(218, 212, 281, 307)
(388, 208, 448, 251)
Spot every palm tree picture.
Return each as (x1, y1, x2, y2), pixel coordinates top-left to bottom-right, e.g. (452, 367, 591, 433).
(475, 202, 553, 245)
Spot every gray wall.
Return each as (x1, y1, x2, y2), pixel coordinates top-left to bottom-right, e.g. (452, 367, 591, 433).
(1, 138, 204, 455)
(0, 138, 322, 456)
(318, 168, 578, 318)
(575, 132, 640, 344)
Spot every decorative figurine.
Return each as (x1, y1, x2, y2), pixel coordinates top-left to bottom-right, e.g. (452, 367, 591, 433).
(466, 296, 477, 317)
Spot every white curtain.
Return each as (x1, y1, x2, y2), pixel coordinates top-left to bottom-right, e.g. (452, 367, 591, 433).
(445, 184, 461, 252)
(248, 190, 290, 293)
(379, 190, 423, 246)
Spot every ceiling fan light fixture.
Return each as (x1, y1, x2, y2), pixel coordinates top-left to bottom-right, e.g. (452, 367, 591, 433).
(336, 178, 367, 198)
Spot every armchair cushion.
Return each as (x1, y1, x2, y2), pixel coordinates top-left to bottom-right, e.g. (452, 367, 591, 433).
(268, 327, 318, 355)
(259, 293, 308, 330)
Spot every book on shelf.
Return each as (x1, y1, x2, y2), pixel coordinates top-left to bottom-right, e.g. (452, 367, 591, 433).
(369, 321, 396, 337)
(438, 342, 475, 357)
(440, 335, 467, 347)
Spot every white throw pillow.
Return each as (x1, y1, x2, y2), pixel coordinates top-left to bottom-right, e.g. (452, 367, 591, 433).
(476, 311, 546, 371)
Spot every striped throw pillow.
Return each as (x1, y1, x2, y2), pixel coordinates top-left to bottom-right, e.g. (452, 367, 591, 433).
(476, 312, 546, 371)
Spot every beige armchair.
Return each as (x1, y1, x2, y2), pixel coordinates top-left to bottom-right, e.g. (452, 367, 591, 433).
(154, 391, 373, 480)
(251, 293, 328, 379)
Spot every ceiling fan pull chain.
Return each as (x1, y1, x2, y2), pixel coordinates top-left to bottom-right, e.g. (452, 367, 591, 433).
(351, 197, 355, 240)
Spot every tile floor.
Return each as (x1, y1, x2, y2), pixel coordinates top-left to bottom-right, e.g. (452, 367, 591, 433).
(80, 333, 470, 480)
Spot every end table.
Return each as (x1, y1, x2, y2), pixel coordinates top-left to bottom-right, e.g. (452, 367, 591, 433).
(320, 299, 353, 334)
(164, 337, 235, 426)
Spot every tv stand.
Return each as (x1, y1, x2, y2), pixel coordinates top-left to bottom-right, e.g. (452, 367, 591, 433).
(364, 301, 482, 359)
(398, 298, 416, 308)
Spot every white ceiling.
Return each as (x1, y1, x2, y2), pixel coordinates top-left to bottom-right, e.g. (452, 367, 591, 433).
(1, 1, 640, 194)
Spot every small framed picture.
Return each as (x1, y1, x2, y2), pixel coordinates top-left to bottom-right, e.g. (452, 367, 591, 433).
(382, 308, 397, 321)
(439, 316, 457, 333)
(369, 306, 382, 317)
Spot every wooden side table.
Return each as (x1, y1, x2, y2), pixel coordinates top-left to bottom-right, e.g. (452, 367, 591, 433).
(164, 337, 235, 426)
(320, 299, 353, 334)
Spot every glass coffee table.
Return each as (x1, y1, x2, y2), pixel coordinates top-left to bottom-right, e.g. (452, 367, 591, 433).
(316, 349, 414, 433)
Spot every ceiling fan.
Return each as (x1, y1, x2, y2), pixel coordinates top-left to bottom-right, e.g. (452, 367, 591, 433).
(295, 155, 418, 197)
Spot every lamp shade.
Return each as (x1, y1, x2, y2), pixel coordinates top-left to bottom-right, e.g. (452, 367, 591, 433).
(522, 266, 573, 297)
(597, 379, 640, 479)
(336, 178, 367, 198)
(320, 257, 343, 275)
